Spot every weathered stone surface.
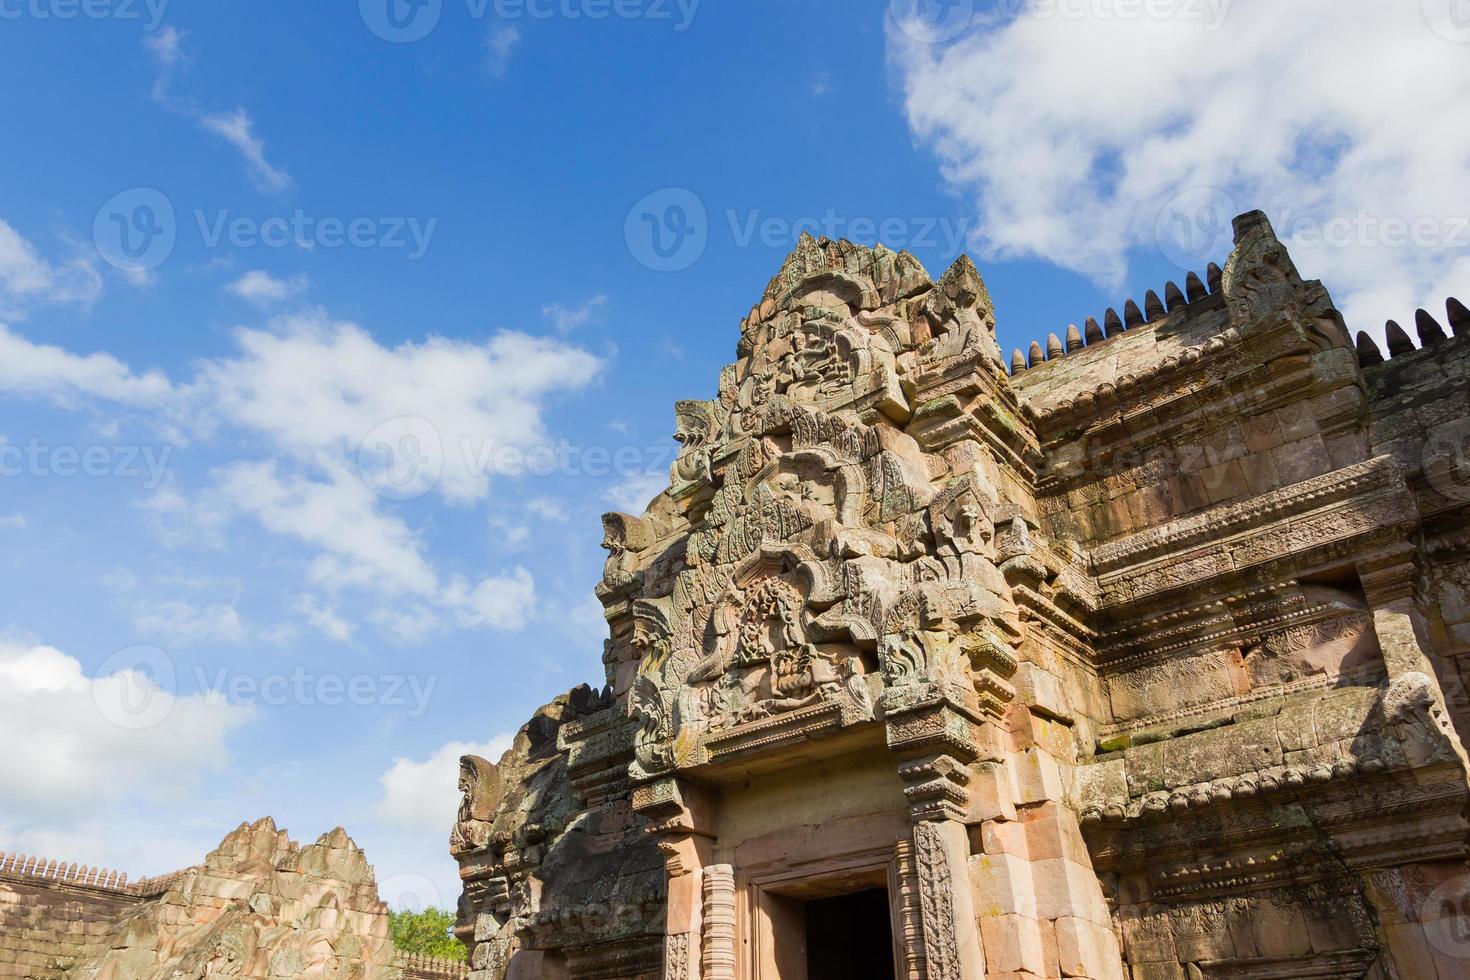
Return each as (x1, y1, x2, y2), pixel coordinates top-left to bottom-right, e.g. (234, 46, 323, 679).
(0, 822, 466, 980)
(452, 215, 1470, 979)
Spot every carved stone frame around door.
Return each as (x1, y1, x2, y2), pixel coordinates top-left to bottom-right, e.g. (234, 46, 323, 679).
(727, 837, 902, 980)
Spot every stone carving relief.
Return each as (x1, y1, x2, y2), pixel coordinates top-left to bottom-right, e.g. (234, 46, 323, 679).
(598, 237, 1038, 776)
(450, 754, 501, 858)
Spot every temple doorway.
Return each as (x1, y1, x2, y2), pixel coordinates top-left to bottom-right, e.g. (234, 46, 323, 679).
(802, 888, 895, 980)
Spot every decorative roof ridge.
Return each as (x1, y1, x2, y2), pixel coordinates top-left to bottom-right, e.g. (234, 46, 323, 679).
(395, 950, 471, 978)
(1008, 262, 1225, 378)
(0, 848, 188, 894)
(1355, 296, 1469, 367)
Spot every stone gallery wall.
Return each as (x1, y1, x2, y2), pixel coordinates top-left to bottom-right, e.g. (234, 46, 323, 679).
(450, 210, 1470, 979)
(0, 859, 156, 980)
(0, 822, 468, 980)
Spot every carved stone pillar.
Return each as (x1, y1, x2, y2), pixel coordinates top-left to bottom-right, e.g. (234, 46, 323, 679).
(631, 777, 718, 980)
(910, 821, 984, 980)
(889, 841, 927, 980)
(885, 693, 987, 979)
(701, 864, 736, 980)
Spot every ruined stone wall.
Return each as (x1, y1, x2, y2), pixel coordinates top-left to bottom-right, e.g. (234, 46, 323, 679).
(0, 859, 150, 980)
(0, 824, 470, 980)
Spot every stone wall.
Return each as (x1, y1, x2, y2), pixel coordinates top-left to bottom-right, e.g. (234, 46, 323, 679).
(0, 858, 151, 980)
(0, 824, 469, 980)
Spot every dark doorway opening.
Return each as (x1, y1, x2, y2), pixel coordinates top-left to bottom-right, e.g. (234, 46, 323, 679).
(804, 887, 895, 980)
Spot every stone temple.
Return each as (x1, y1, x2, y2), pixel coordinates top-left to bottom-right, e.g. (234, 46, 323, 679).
(450, 211, 1470, 980)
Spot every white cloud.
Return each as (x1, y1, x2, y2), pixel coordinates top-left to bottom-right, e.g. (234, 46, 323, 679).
(0, 513, 25, 530)
(143, 24, 184, 69)
(541, 294, 608, 334)
(192, 312, 604, 504)
(291, 594, 355, 643)
(0, 219, 101, 317)
(889, 0, 1470, 345)
(227, 270, 307, 307)
(371, 603, 441, 645)
(483, 24, 521, 79)
(604, 471, 666, 514)
(213, 459, 439, 596)
(0, 309, 600, 639)
(101, 568, 138, 592)
(0, 637, 253, 826)
(134, 600, 245, 645)
(526, 497, 568, 522)
(0, 325, 171, 407)
(138, 485, 231, 551)
(200, 109, 292, 193)
(377, 736, 514, 833)
(443, 568, 537, 631)
(144, 32, 291, 193)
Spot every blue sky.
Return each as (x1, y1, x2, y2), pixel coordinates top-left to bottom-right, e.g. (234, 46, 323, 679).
(1, 0, 1466, 907)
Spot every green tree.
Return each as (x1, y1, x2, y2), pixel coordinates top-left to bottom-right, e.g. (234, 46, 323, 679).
(388, 907, 466, 962)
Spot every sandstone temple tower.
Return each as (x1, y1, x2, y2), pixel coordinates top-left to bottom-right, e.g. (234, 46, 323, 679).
(451, 212, 1470, 979)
